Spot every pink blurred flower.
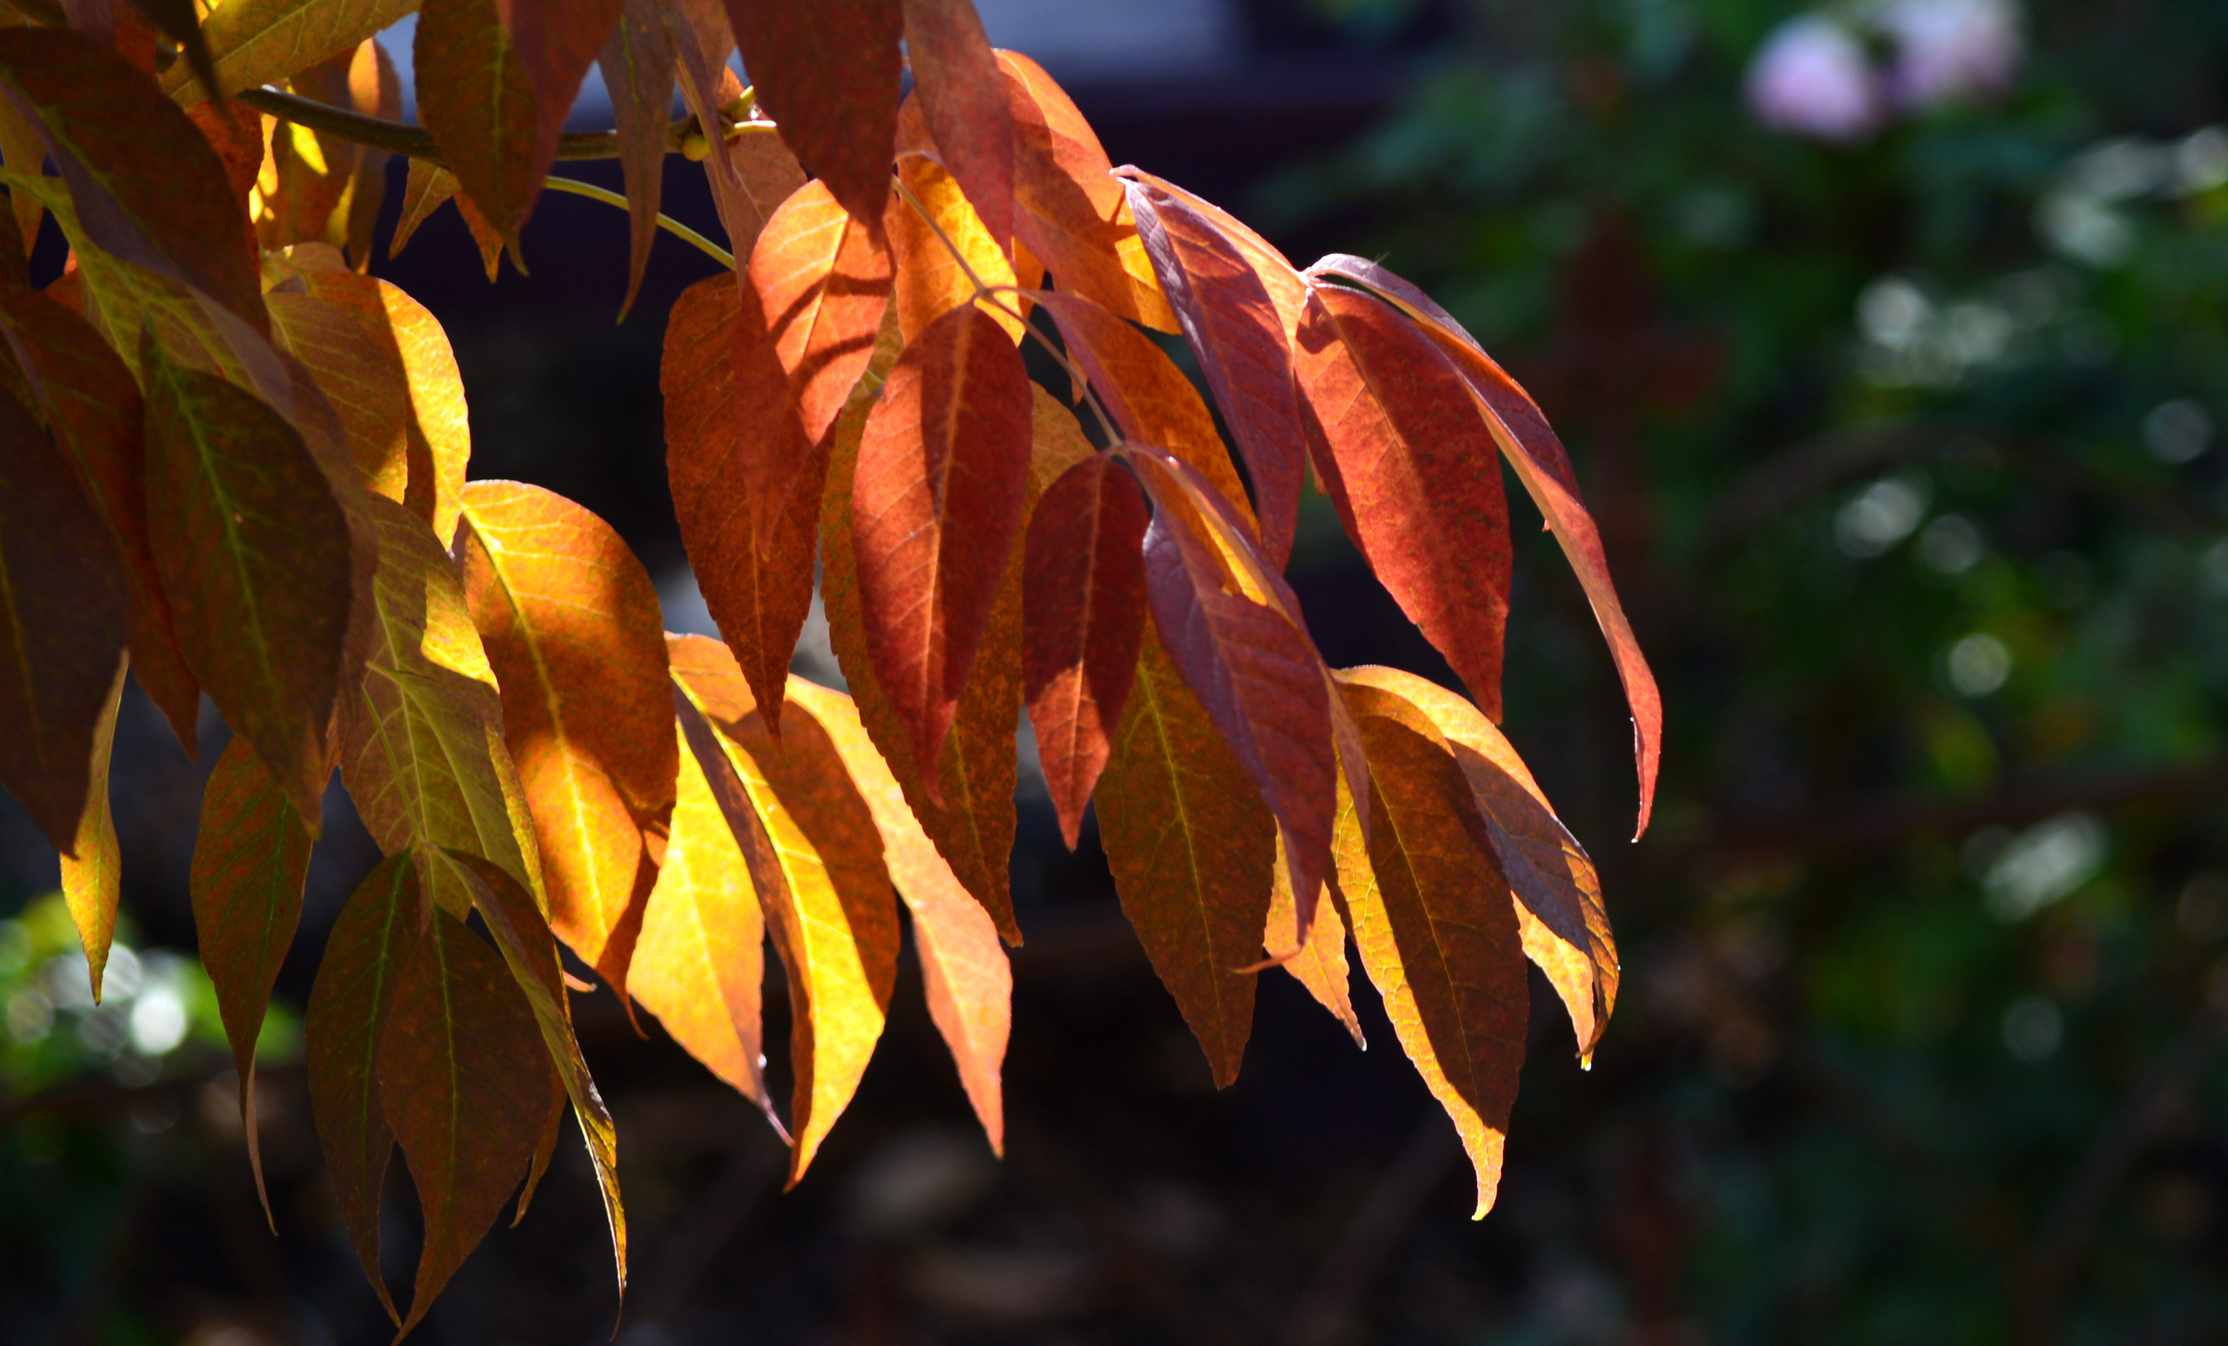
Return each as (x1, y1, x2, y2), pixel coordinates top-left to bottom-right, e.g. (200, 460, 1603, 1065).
(1745, 16, 1884, 143)
(1880, 0, 2024, 109)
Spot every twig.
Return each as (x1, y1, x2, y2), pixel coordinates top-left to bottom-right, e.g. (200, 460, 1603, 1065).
(543, 175, 735, 270)
(238, 87, 708, 165)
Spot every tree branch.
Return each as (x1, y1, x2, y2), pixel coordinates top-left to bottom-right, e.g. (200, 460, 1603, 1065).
(237, 87, 703, 164)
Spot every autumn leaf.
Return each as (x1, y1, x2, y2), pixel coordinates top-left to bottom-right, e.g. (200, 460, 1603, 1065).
(598, 0, 678, 318)
(0, 72, 47, 254)
(305, 852, 414, 1325)
(1022, 454, 1149, 850)
(0, 391, 129, 853)
(886, 152, 1025, 344)
(791, 676, 1012, 1154)
(127, 0, 219, 102)
(1120, 173, 1307, 567)
(254, 39, 397, 258)
(1334, 677, 1529, 1219)
(664, 5, 805, 257)
(1291, 283, 1513, 720)
(338, 495, 542, 918)
(458, 480, 676, 995)
(723, 0, 902, 224)
(670, 636, 901, 1185)
(190, 735, 314, 1223)
(387, 157, 506, 281)
(661, 272, 825, 729)
(378, 903, 560, 1337)
(751, 178, 894, 446)
(0, 27, 265, 329)
(141, 341, 351, 825)
(162, 0, 418, 102)
(1096, 632, 1276, 1087)
(413, 0, 623, 241)
(1307, 253, 1663, 837)
(60, 663, 125, 1002)
(1338, 665, 1617, 1062)
(1266, 841, 1364, 1049)
(1111, 166, 1309, 336)
(899, 0, 1014, 252)
(852, 302, 1032, 774)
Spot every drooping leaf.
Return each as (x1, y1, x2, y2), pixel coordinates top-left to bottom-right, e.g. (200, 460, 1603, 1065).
(751, 178, 894, 445)
(304, 852, 414, 1325)
(1120, 173, 1306, 567)
(387, 157, 506, 281)
(852, 302, 1032, 774)
(1022, 453, 1148, 850)
(898, 0, 1012, 252)
(0, 289, 197, 750)
(886, 151, 1025, 344)
(378, 904, 559, 1337)
(1334, 676, 1528, 1219)
(1096, 632, 1275, 1087)
(1266, 837, 1364, 1049)
(140, 341, 350, 825)
(162, 0, 418, 102)
(1111, 166, 1308, 336)
(413, 0, 623, 241)
(190, 734, 313, 1221)
(670, 636, 901, 1186)
(266, 267, 471, 542)
(0, 27, 264, 329)
(1338, 665, 1617, 1062)
(660, 272, 824, 730)
(0, 392, 129, 853)
(1293, 283, 1514, 720)
(1307, 253, 1663, 838)
(337, 495, 541, 917)
(664, 5, 805, 257)
(458, 480, 676, 994)
(630, 719, 777, 1122)
(791, 676, 1011, 1154)
(723, 0, 902, 224)
(59, 662, 124, 1002)
(1029, 289, 1255, 532)
(597, 0, 677, 318)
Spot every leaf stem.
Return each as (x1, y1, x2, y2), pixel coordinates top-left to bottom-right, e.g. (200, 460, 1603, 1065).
(888, 172, 1122, 445)
(238, 87, 739, 165)
(542, 176, 735, 270)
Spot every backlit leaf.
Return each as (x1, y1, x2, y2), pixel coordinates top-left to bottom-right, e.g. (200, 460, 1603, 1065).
(304, 852, 413, 1324)
(129, 0, 219, 102)
(752, 178, 894, 445)
(791, 676, 1012, 1154)
(598, 0, 677, 318)
(60, 663, 124, 1002)
(852, 302, 1031, 773)
(1022, 454, 1148, 850)
(1294, 283, 1513, 719)
(1096, 632, 1274, 1087)
(378, 903, 559, 1337)
(190, 735, 313, 1220)
(1334, 676, 1528, 1218)
(141, 340, 350, 824)
(1111, 166, 1308, 336)
(0, 27, 264, 329)
(162, 0, 418, 102)
(665, 5, 805, 257)
(387, 157, 506, 281)
(1266, 840, 1364, 1049)
(723, 0, 902, 223)
(0, 392, 129, 852)
(1307, 252, 1663, 837)
(887, 151, 1025, 344)
(899, 0, 1013, 252)
(413, 0, 623, 240)
(670, 636, 901, 1186)
(459, 481, 676, 994)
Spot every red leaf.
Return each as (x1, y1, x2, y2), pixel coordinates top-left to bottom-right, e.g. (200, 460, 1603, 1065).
(664, 4, 806, 257)
(751, 179, 895, 445)
(1021, 454, 1149, 849)
(599, 0, 679, 318)
(1307, 252, 1663, 837)
(1293, 283, 1514, 720)
(1119, 173, 1307, 568)
(1112, 166, 1309, 336)
(899, 0, 1013, 251)
(851, 303, 1032, 774)
(723, 0, 902, 224)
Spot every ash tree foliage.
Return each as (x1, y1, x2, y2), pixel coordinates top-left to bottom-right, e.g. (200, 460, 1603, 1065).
(0, 0, 1662, 1329)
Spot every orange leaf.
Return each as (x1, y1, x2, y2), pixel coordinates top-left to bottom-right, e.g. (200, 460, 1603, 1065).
(1022, 454, 1148, 850)
(459, 480, 677, 996)
(791, 676, 1012, 1154)
(0, 391, 129, 852)
(141, 342, 353, 825)
(1334, 677, 1528, 1218)
(852, 302, 1032, 774)
(752, 178, 895, 445)
(1266, 842, 1364, 1049)
(887, 152, 1024, 344)
(378, 904, 560, 1337)
(304, 853, 415, 1325)
(1097, 631, 1275, 1087)
(723, 0, 902, 224)
(387, 157, 506, 281)
(1308, 253, 1664, 837)
(598, 0, 678, 317)
(412, 0, 622, 240)
(899, 0, 1013, 251)
(59, 662, 125, 1003)
(1338, 666, 1617, 1062)
(190, 735, 313, 1223)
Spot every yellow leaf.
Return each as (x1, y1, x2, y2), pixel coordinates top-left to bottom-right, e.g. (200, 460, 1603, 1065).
(60, 662, 125, 1001)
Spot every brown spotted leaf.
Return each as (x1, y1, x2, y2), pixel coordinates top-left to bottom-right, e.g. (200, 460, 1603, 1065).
(899, 0, 1012, 251)
(459, 481, 676, 995)
(723, 0, 901, 224)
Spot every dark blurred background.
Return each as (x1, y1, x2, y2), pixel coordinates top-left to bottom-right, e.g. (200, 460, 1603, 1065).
(7, 1, 2228, 1342)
